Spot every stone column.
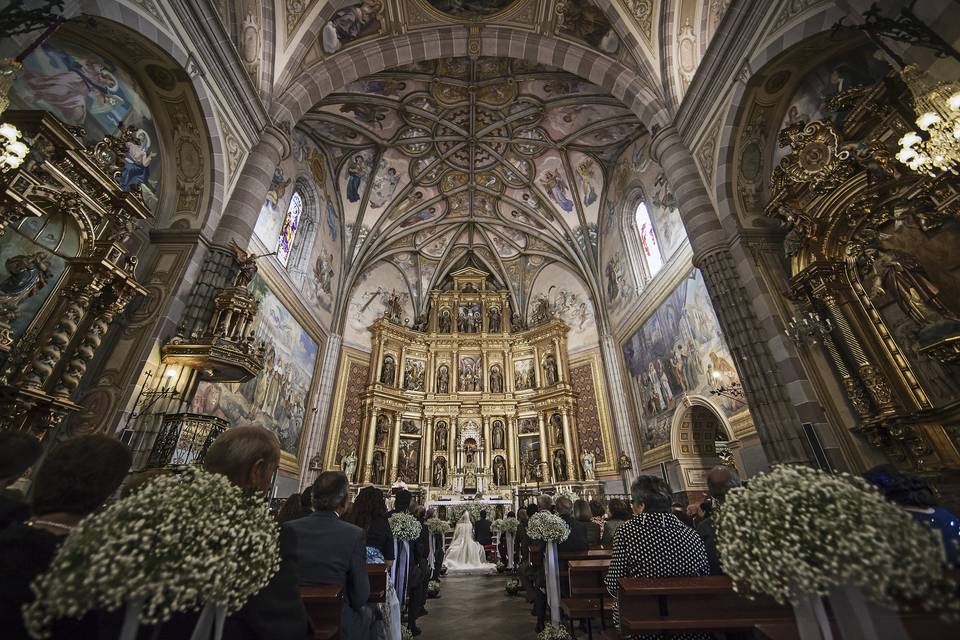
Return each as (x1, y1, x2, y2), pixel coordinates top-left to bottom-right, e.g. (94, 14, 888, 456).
(212, 124, 291, 247)
(651, 125, 823, 466)
(537, 412, 550, 482)
(390, 413, 402, 482)
(600, 334, 639, 485)
(561, 407, 577, 481)
(299, 334, 343, 488)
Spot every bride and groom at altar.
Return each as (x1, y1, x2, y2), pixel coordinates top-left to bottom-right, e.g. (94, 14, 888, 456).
(443, 510, 497, 574)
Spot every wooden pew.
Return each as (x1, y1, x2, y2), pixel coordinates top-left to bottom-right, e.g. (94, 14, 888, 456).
(367, 563, 388, 603)
(559, 549, 612, 587)
(300, 585, 344, 640)
(562, 558, 612, 639)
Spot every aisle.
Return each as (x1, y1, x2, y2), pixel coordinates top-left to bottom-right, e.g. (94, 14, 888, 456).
(418, 574, 537, 640)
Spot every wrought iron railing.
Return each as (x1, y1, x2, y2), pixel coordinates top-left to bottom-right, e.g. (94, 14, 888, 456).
(147, 413, 229, 468)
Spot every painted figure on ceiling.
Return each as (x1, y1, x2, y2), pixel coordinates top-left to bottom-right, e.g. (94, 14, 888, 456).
(540, 169, 574, 213)
(346, 154, 368, 203)
(119, 129, 153, 192)
(576, 159, 598, 206)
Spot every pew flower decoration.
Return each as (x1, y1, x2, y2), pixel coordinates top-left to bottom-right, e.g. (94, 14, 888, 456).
(426, 517, 451, 535)
(491, 518, 505, 534)
(526, 512, 570, 543)
(505, 577, 522, 596)
(401, 626, 415, 640)
(496, 561, 506, 574)
(389, 513, 423, 541)
(24, 468, 279, 639)
(427, 580, 441, 598)
(537, 624, 572, 640)
(715, 465, 959, 620)
(499, 517, 519, 534)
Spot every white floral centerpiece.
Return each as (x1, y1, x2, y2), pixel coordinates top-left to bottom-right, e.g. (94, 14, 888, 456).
(715, 464, 959, 621)
(526, 511, 570, 543)
(499, 516, 519, 534)
(389, 512, 423, 541)
(425, 517, 451, 535)
(491, 518, 505, 534)
(24, 468, 280, 640)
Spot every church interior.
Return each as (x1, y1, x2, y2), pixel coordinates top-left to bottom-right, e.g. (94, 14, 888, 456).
(1, 1, 959, 639)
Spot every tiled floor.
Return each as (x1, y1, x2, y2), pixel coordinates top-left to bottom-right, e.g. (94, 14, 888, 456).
(418, 574, 538, 640)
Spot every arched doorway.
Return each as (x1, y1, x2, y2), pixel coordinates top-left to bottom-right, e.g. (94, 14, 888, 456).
(668, 398, 738, 502)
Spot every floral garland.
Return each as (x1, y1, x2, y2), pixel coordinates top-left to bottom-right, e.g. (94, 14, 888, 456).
(425, 517, 451, 535)
(389, 512, 423, 541)
(715, 464, 959, 620)
(526, 511, 569, 543)
(24, 468, 280, 639)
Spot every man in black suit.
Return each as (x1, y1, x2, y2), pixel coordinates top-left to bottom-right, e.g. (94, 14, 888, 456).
(696, 465, 740, 575)
(285, 471, 372, 640)
(474, 510, 493, 546)
(554, 497, 588, 552)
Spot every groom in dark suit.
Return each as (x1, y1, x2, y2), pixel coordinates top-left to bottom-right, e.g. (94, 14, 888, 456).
(285, 471, 373, 640)
(474, 510, 493, 546)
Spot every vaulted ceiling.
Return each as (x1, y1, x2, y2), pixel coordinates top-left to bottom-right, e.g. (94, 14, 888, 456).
(299, 56, 645, 315)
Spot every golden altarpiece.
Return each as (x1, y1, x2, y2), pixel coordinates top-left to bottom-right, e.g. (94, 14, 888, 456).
(343, 267, 596, 499)
(764, 70, 960, 488)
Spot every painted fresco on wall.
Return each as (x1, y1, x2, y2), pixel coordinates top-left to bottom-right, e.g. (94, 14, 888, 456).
(621, 269, 738, 450)
(648, 172, 687, 261)
(527, 263, 598, 351)
(12, 38, 162, 209)
(191, 276, 319, 455)
(426, 0, 516, 18)
(322, 1, 384, 55)
(556, 0, 619, 54)
(344, 261, 414, 349)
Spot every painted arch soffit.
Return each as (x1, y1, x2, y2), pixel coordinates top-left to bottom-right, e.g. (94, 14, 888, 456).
(301, 56, 646, 312)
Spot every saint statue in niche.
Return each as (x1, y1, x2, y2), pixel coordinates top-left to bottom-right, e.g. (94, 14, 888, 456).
(551, 413, 564, 444)
(459, 356, 482, 391)
(553, 448, 568, 481)
(488, 306, 502, 333)
(434, 421, 448, 450)
(433, 456, 447, 487)
(372, 450, 385, 484)
(489, 365, 504, 393)
(375, 414, 389, 446)
(581, 449, 596, 481)
(543, 354, 559, 386)
(493, 456, 507, 486)
(464, 452, 478, 491)
(436, 364, 450, 393)
(491, 421, 504, 450)
(438, 308, 452, 333)
(341, 451, 357, 483)
(380, 355, 396, 385)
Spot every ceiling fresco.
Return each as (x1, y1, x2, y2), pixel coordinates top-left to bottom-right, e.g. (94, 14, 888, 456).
(298, 56, 645, 323)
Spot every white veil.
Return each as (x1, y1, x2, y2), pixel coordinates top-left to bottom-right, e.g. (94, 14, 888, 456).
(444, 510, 491, 572)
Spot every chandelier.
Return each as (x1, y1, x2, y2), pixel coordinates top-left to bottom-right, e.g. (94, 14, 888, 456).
(0, 121, 28, 172)
(896, 65, 960, 176)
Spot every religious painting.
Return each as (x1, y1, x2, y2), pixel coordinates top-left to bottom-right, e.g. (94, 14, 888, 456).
(434, 421, 449, 450)
(322, 1, 384, 55)
(425, 0, 516, 18)
(648, 173, 688, 263)
(518, 417, 539, 435)
(621, 269, 737, 450)
(402, 357, 426, 391)
(401, 419, 421, 435)
(344, 262, 413, 348)
(514, 358, 535, 390)
(556, 0, 620, 54)
(457, 302, 482, 333)
(528, 264, 598, 351)
(519, 436, 542, 482)
(191, 276, 319, 455)
(252, 156, 297, 254)
(397, 437, 420, 484)
(12, 38, 162, 209)
(459, 355, 483, 391)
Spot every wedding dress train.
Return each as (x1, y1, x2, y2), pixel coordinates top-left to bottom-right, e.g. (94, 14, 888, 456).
(443, 511, 495, 574)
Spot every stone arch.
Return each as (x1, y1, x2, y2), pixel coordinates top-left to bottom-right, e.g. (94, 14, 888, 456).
(668, 396, 738, 494)
(272, 26, 671, 132)
(669, 395, 733, 462)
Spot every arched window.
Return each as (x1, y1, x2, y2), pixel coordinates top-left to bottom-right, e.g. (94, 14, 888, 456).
(276, 191, 304, 267)
(634, 201, 663, 277)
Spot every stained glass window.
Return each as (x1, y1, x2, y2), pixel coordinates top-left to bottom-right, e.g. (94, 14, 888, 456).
(635, 201, 663, 277)
(276, 191, 303, 267)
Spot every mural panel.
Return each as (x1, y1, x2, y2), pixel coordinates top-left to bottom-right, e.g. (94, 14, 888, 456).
(344, 261, 413, 349)
(621, 269, 738, 450)
(528, 263, 598, 351)
(191, 276, 320, 456)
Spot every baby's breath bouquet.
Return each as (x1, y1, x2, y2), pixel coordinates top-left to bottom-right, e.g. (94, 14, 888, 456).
(24, 468, 279, 639)
(389, 512, 423, 541)
(499, 516, 519, 534)
(526, 511, 569, 543)
(715, 465, 959, 620)
(559, 490, 579, 504)
(425, 517, 451, 535)
(491, 518, 505, 534)
(537, 624, 572, 640)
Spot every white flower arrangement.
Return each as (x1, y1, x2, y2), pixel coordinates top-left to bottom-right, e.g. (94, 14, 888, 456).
(24, 468, 280, 639)
(537, 624, 572, 640)
(447, 503, 485, 525)
(715, 464, 959, 620)
(491, 518, 505, 534)
(526, 511, 570, 543)
(425, 517, 451, 535)
(389, 512, 423, 541)
(499, 517, 519, 534)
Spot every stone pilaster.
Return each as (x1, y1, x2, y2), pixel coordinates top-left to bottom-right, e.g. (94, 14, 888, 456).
(299, 334, 343, 488)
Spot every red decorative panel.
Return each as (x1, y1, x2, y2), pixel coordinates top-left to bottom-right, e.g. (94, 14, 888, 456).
(571, 362, 606, 463)
(336, 361, 369, 462)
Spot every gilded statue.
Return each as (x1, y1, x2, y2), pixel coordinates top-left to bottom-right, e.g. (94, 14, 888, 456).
(0, 252, 51, 311)
(492, 421, 504, 449)
(552, 448, 567, 481)
(543, 354, 559, 386)
(436, 364, 449, 393)
(380, 355, 396, 385)
(488, 306, 501, 333)
(489, 365, 504, 393)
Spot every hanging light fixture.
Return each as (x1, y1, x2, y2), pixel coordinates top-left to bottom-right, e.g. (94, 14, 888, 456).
(896, 65, 960, 176)
(0, 121, 28, 172)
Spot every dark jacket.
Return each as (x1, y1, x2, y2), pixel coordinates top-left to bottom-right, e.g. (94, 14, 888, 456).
(364, 513, 395, 561)
(600, 519, 625, 547)
(558, 514, 589, 552)
(284, 510, 371, 640)
(696, 516, 723, 575)
(474, 517, 493, 545)
(581, 519, 601, 546)
(0, 492, 29, 531)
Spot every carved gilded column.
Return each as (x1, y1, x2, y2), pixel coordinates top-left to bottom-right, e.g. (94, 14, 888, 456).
(482, 415, 491, 474)
(507, 416, 518, 481)
(532, 345, 542, 388)
(561, 406, 577, 481)
(389, 413, 402, 483)
(363, 407, 378, 483)
(552, 337, 564, 384)
(538, 411, 550, 482)
(423, 416, 434, 486)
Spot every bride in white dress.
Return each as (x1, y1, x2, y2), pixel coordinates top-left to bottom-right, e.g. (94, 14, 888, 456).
(443, 511, 495, 574)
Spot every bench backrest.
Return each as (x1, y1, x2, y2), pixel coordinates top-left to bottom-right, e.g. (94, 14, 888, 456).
(367, 563, 388, 603)
(300, 585, 344, 640)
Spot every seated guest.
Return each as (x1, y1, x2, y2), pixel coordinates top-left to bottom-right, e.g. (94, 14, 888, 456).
(474, 509, 493, 545)
(600, 499, 630, 547)
(204, 426, 311, 640)
(0, 434, 132, 639)
(277, 491, 306, 523)
(554, 496, 588, 552)
(537, 494, 554, 514)
(348, 486, 395, 566)
(515, 508, 530, 564)
(695, 465, 740, 575)
(574, 499, 601, 546)
(0, 431, 42, 529)
(589, 499, 606, 531)
(864, 464, 960, 565)
(605, 476, 709, 634)
(299, 486, 314, 516)
(286, 471, 372, 640)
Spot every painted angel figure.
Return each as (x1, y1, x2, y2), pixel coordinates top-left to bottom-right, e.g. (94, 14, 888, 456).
(265, 166, 291, 209)
(119, 128, 153, 193)
(345, 154, 368, 203)
(228, 241, 261, 288)
(540, 169, 574, 212)
(369, 162, 400, 208)
(577, 159, 598, 206)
